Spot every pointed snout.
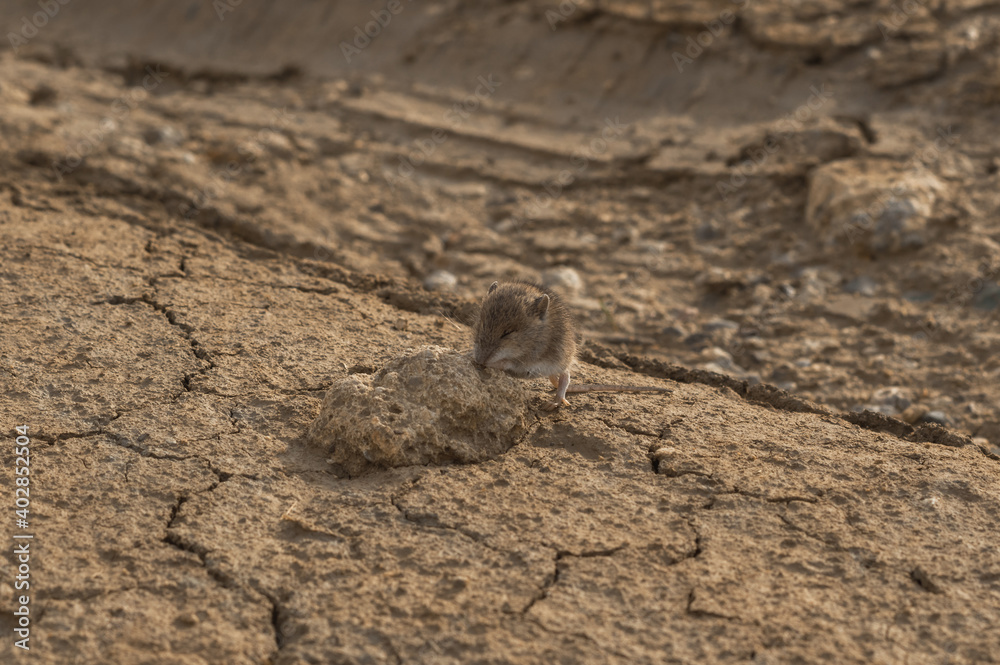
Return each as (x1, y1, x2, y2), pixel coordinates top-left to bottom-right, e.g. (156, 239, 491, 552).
(473, 345, 490, 367)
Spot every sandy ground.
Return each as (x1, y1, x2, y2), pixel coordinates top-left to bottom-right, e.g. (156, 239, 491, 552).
(1, 1, 999, 663)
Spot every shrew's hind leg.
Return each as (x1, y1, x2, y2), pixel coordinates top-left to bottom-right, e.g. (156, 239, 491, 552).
(544, 371, 571, 410)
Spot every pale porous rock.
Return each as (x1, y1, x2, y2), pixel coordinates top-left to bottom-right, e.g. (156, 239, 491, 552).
(307, 346, 530, 476)
(806, 159, 947, 254)
(541, 266, 583, 296)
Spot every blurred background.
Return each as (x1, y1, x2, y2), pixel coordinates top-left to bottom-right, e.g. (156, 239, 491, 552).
(2, 0, 999, 447)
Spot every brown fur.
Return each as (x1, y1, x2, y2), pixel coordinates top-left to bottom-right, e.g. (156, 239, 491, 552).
(473, 280, 670, 409)
(472, 280, 576, 379)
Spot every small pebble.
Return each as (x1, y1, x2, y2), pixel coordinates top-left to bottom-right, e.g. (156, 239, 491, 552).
(700, 346, 733, 363)
(972, 284, 1000, 311)
(843, 276, 877, 296)
(870, 386, 911, 412)
(423, 270, 457, 291)
(541, 266, 583, 296)
(143, 125, 185, 147)
(900, 404, 929, 424)
(900, 232, 927, 250)
(494, 218, 522, 233)
(683, 333, 712, 350)
(922, 411, 949, 426)
(851, 404, 896, 416)
(177, 612, 199, 626)
(611, 226, 638, 244)
(695, 221, 722, 241)
(770, 364, 799, 383)
(902, 291, 934, 303)
(700, 362, 731, 375)
(660, 325, 687, 339)
(703, 319, 739, 333)
(772, 252, 798, 267)
(797, 267, 828, 298)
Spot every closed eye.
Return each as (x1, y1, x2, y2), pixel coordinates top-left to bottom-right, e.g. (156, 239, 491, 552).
(501, 330, 515, 338)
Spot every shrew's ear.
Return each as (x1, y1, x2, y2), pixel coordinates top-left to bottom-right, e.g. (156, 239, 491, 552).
(488, 281, 499, 294)
(532, 294, 550, 318)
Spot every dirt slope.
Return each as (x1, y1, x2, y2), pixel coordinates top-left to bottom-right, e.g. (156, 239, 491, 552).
(1, 1, 1000, 663)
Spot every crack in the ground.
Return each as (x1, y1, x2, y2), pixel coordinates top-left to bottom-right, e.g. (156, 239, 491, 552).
(775, 513, 834, 548)
(137, 292, 216, 397)
(521, 545, 628, 616)
(157, 466, 288, 661)
(257, 588, 289, 657)
(776, 509, 884, 574)
(706, 487, 821, 506)
(384, 420, 541, 544)
(20, 243, 134, 273)
(581, 344, 980, 452)
(519, 551, 562, 616)
(42, 585, 140, 602)
(597, 416, 660, 439)
(557, 545, 628, 559)
(161, 525, 286, 662)
(522, 566, 634, 661)
(909, 566, 944, 594)
(152, 267, 344, 298)
(161, 476, 234, 590)
(35, 429, 102, 443)
(389, 473, 645, 625)
(388, 488, 508, 557)
(32, 410, 128, 446)
(20, 157, 474, 329)
(650, 456, 713, 479)
(685, 588, 739, 621)
(685, 516, 703, 560)
(384, 639, 404, 665)
(271, 598, 284, 650)
(765, 494, 820, 504)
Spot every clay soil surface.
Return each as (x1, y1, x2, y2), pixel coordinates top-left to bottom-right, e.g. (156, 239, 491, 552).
(1, 1, 999, 663)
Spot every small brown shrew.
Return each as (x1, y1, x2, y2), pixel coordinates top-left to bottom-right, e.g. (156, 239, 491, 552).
(472, 280, 670, 410)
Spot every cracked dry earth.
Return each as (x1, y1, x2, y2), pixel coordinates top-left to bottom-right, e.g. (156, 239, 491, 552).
(2, 0, 1000, 663)
(1, 148, 999, 665)
(3, 210, 998, 665)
